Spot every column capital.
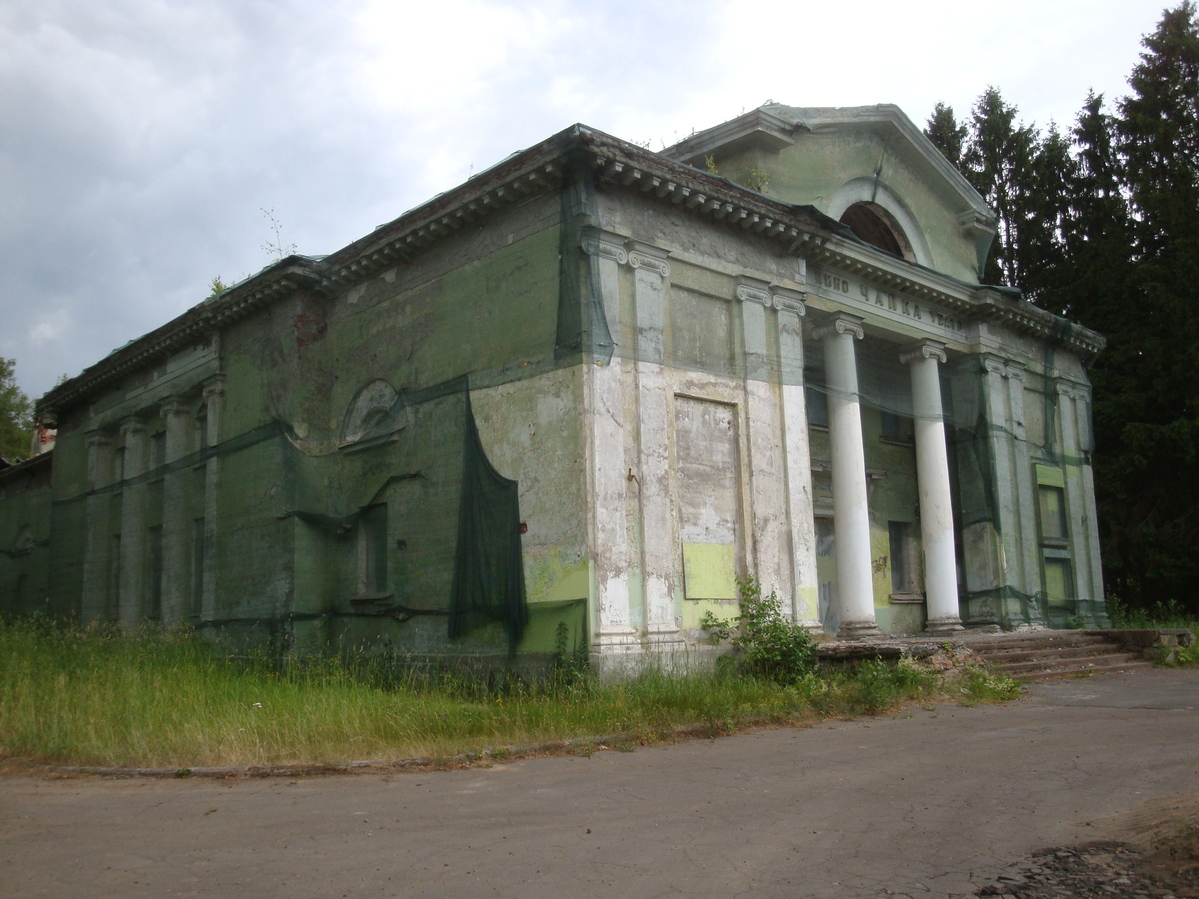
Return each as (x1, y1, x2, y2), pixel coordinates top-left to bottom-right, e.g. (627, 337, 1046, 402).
(980, 352, 1009, 376)
(1004, 361, 1027, 382)
(1055, 380, 1078, 399)
(119, 416, 147, 438)
(813, 312, 864, 341)
(202, 374, 226, 400)
(900, 338, 947, 365)
(624, 240, 670, 277)
(770, 286, 807, 315)
(160, 396, 189, 418)
(734, 275, 771, 306)
(84, 429, 113, 450)
(591, 229, 630, 265)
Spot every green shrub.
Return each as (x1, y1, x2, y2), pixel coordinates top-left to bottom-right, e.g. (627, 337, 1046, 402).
(701, 578, 816, 685)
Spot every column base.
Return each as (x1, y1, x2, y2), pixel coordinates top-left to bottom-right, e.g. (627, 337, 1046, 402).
(837, 618, 883, 640)
(924, 616, 965, 635)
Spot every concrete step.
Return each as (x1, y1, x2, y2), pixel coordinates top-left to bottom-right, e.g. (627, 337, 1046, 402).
(959, 630, 1160, 682)
(999, 651, 1147, 676)
(1009, 659, 1156, 682)
(967, 634, 1111, 654)
(974, 644, 1121, 665)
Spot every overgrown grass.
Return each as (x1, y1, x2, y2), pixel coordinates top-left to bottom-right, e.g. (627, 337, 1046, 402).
(1106, 596, 1199, 667)
(0, 618, 1015, 769)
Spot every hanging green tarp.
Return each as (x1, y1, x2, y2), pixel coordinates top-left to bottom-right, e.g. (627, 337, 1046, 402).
(448, 389, 529, 653)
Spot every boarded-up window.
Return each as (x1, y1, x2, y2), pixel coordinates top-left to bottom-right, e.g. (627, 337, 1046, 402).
(674, 397, 739, 599)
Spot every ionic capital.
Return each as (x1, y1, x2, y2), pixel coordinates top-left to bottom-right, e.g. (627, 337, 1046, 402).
(980, 353, 1009, 376)
(900, 338, 947, 366)
(624, 240, 670, 277)
(734, 275, 771, 307)
(84, 429, 113, 450)
(119, 416, 147, 438)
(202, 374, 226, 401)
(770, 286, 807, 315)
(593, 230, 629, 266)
(160, 397, 189, 418)
(813, 312, 864, 342)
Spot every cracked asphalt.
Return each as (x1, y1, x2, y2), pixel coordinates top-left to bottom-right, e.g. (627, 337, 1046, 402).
(2, 669, 1196, 898)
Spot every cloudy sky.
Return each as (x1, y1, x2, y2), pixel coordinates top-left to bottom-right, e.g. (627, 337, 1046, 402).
(0, 0, 1169, 401)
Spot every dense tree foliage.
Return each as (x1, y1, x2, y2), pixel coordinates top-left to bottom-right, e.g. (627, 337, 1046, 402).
(926, 2, 1199, 614)
(0, 357, 33, 461)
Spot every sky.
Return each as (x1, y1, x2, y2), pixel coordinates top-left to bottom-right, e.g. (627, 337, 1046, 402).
(0, 0, 1171, 402)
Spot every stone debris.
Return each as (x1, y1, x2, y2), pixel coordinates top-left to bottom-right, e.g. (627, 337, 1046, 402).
(975, 839, 1198, 898)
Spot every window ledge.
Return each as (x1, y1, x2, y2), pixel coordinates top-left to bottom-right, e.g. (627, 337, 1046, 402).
(350, 592, 393, 605)
(889, 592, 924, 604)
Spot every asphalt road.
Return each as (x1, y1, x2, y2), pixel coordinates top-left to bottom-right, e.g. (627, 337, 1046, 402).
(2, 669, 1196, 898)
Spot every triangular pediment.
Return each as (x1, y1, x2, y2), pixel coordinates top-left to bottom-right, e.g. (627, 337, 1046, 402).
(664, 103, 997, 283)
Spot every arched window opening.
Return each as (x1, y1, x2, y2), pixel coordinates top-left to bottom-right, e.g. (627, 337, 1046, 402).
(839, 202, 916, 262)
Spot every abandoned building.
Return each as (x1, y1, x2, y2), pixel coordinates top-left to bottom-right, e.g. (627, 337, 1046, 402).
(0, 103, 1108, 672)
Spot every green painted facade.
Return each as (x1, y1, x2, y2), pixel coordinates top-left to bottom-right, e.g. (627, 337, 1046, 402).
(0, 107, 1109, 668)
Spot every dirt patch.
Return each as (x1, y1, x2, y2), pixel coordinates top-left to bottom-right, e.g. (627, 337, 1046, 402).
(976, 796, 1199, 897)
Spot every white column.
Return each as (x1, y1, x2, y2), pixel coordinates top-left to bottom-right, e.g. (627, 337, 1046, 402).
(159, 397, 192, 625)
(118, 417, 148, 627)
(587, 233, 636, 653)
(80, 430, 113, 622)
(901, 340, 962, 634)
(200, 376, 224, 622)
(773, 287, 820, 630)
(815, 313, 880, 638)
(628, 241, 681, 644)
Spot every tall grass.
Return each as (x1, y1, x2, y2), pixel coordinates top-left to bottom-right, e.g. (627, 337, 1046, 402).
(1106, 597, 1199, 666)
(1, 618, 1007, 768)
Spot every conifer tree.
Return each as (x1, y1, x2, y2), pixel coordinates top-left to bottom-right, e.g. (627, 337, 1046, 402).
(1102, 1, 1199, 611)
(924, 102, 967, 167)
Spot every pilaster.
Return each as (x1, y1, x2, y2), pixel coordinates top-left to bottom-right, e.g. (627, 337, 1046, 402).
(738, 277, 788, 611)
(587, 232, 636, 649)
(117, 417, 148, 627)
(773, 287, 819, 629)
(159, 397, 192, 625)
(199, 376, 225, 621)
(626, 240, 680, 644)
(81, 430, 114, 622)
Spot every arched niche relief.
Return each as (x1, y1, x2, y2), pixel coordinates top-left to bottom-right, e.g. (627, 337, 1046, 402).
(827, 179, 932, 267)
(12, 525, 34, 557)
(339, 379, 410, 449)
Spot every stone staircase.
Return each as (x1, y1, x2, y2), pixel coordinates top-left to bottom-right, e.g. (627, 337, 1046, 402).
(963, 631, 1155, 681)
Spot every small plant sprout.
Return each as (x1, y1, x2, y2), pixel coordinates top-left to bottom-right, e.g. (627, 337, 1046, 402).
(261, 208, 298, 260)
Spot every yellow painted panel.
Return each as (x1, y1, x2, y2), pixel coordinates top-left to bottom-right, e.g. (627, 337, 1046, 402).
(682, 542, 737, 600)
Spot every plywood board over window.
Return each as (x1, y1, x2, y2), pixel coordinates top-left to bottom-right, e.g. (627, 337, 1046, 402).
(674, 396, 740, 600)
